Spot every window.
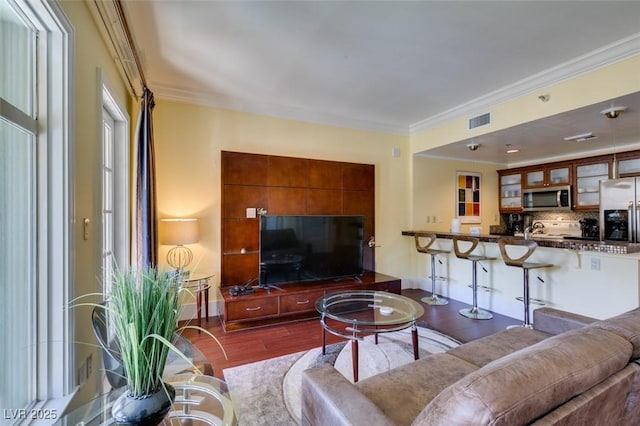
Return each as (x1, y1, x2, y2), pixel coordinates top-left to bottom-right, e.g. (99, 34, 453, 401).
(100, 74, 130, 300)
(0, 0, 72, 413)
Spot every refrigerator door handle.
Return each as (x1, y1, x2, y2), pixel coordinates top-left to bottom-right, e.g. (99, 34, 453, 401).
(628, 201, 634, 242)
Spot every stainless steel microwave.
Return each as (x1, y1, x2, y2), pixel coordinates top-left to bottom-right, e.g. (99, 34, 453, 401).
(522, 185, 572, 211)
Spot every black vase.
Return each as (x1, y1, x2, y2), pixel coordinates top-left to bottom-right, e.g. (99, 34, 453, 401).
(111, 383, 176, 425)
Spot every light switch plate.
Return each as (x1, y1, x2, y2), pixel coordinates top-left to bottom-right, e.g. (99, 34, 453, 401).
(246, 208, 257, 219)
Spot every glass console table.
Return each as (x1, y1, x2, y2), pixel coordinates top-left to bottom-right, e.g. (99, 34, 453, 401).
(55, 373, 237, 426)
(56, 334, 236, 425)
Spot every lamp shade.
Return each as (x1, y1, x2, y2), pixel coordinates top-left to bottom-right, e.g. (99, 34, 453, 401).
(159, 218, 199, 246)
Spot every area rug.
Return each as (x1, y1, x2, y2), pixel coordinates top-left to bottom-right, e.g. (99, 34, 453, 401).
(223, 325, 461, 425)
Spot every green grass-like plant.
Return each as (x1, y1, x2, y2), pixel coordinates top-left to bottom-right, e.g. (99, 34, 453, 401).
(72, 266, 228, 399)
(110, 268, 181, 397)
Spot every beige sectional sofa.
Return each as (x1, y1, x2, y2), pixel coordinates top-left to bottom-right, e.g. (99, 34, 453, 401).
(301, 307, 640, 425)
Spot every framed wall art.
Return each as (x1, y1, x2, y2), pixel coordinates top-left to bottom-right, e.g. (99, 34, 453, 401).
(456, 171, 481, 223)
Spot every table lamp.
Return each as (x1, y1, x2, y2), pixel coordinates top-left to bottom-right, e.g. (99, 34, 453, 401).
(159, 218, 199, 273)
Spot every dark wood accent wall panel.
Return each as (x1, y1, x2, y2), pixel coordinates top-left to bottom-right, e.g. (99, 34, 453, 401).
(221, 151, 375, 286)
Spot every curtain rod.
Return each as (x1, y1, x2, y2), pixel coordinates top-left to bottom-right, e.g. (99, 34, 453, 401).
(113, 0, 147, 92)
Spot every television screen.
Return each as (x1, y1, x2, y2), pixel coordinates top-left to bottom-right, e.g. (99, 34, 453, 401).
(259, 215, 365, 286)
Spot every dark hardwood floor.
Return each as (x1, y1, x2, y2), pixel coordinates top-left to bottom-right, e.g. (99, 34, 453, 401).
(181, 288, 518, 380)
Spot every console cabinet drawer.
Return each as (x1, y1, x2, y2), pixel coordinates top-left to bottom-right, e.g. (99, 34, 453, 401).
(226, 297, 279, 321)
(280, 290, 325, 314)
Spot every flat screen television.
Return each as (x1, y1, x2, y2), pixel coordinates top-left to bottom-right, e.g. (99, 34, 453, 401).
(259, 215, 365, 287)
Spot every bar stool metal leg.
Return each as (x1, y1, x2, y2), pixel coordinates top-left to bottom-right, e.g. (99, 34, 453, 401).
(507, 268, 534, 329)
(421, 253, 448, 305)
(459, 260, 493, 320)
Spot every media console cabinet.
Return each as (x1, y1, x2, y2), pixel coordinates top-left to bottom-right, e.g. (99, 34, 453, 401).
(219, 271, 401, 331)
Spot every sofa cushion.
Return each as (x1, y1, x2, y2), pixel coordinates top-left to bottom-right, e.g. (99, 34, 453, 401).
(413, 327, 632, 426)
(533, 307, 596, 335)
(356, 353, 478, 426)
(590, 307, 640, 360)
(448, 327, 550, 368)
(529, 364, 640, 426)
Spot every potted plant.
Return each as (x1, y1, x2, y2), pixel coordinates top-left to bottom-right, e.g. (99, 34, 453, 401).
(79, 266, 226, 425)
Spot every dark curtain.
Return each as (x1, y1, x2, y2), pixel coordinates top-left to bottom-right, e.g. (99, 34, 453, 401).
(132, 87, 158, 269)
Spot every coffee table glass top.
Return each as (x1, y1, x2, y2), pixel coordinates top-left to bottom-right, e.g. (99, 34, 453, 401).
(315, 290, 424, 327)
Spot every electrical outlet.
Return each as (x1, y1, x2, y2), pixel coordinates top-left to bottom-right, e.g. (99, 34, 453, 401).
(590, 258, 601, 271)
(436, 216, 442, 223)
(426, 216, 430, 223)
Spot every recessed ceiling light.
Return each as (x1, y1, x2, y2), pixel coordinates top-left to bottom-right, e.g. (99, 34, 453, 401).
(601, 106, 627, 119)
(506, 149, 519, 154)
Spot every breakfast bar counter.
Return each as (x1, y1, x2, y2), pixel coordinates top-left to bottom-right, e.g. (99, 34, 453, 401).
(402, 230, 640, 321)
(402, 230, 640, 255)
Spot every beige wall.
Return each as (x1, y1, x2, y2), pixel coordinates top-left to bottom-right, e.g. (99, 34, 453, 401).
(60, 0, 133, 407)
(410, 56, 640, 153)
(153, 102, 411, 284)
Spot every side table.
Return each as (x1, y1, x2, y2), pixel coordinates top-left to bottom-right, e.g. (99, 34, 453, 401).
(55, 373, 237, 425)
(181, 273, 213, 331)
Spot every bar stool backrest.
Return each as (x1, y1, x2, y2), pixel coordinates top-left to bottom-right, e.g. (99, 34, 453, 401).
(498, 238, 538, 267)
(452, 236, 480, 259)
(414, 234, 437, 253)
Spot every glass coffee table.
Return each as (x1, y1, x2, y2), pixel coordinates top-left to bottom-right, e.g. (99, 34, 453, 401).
(316, 290, 425, 382)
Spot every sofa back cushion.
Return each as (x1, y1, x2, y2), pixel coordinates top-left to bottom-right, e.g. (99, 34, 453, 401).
(413, 327, 632, 426)
(591, 307, 640, 360)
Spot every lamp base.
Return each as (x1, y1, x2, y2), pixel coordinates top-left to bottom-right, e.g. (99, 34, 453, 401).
(167, 245, 193, 271)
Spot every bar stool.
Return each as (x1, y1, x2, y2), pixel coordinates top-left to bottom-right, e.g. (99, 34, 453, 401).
(414, 234, 450, 305)
(498, 238, 553, 328)
(452, 236, 495, 320)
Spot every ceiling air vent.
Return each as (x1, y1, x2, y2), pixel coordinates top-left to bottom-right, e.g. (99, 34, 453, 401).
(468, 112, 491, 130)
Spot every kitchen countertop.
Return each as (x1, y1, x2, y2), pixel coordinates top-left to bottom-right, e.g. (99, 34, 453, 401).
(402, 230, 640, 254)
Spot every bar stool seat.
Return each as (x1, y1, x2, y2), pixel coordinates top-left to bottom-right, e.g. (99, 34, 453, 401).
(453, 236, 495, 320)
(498, 238, 553, 328)
(414, 234, 450, 305)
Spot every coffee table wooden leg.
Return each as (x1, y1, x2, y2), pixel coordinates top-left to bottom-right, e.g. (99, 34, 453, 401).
(205, 287, 209, 321)
(412, 326, 419, 360)
(352, 339, 359, 383)
(322, 328, 326, 355)
(196, 290, 202, 332)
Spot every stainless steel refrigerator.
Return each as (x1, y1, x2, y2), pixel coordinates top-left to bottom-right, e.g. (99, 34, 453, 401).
(600, 177, 640, 242)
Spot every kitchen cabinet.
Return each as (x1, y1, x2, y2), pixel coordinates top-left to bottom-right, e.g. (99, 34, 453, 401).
(498, 171, 522, 212)
(574, 157, 611, 211)
(523, 163, 571, 188)
(616, 150, 640, 178)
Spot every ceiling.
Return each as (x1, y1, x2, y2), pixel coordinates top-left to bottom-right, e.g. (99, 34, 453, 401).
(122, 1, 640, 164)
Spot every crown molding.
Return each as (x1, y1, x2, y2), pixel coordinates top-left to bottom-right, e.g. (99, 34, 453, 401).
(152, 84, 409, 136)
(151, 32, 639, 137)
(409, 33, 640, 135)
(87, 0, 142, 98)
